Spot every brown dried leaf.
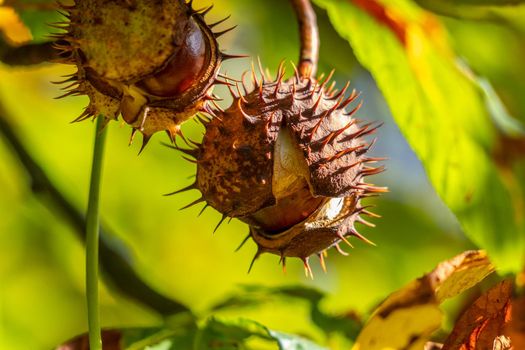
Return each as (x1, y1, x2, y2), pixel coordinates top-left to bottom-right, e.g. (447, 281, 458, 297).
(352, 250, 494, 350)
(505, 294, 525, 349)
(442, 280, 513, 350)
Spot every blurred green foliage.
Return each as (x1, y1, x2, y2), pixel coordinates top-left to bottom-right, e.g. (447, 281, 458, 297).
(0, 0, 523, 349)
(314, 0, 525, 272)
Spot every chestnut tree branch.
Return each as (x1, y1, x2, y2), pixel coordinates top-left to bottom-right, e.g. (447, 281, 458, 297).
(0, 102, 192, 318)
(0, 38, 59, 66)
(1, 1, 58, 11)
(290, 0, 319, 78)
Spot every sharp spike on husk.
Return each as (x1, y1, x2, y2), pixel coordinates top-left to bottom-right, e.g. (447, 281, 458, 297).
(138, 134, 152, 155)
(256, 56, 267, 82)
(273, 76, 283, 96)
(180, 197, 205, 210)
(320, 119, 357, 151)
(213, 214, 228, 234)
(338, 233, 354, 248)
(251, 61, 260, 88)
(198, 203, 209, 217)
(217, 74, 239, 83)
(326, 81, 337, 95)
(214, 25, 237, 38)
(318, 253, 327, 273)
(210, 100, 224, 113)
(71, 109, 92, 123)
(181, 156, 197, 164)
(360, 166, 386, 177)
(235, 233, 251, 252)
(247, 247, 262, 274)
(318, 69, 335, 91)
(363, 209, 381, 218)
(51, 76, 77, 86)
(275, 60, 286, 81)
(339, 90, 360, 110)
(209, 15, 231, 28)
(129, 129, 138, 146)
(164, 183, 197, 196)
(226, 83, 238, 99)
(329, 81, 350, 101)
(303, 257, 314, 279)
(258, 83, 264, 101)
(237, 99, 251, 119)
(214, 79, 235, 87)
(353, 122, 384, 139)
(350, 229, 376, 246)
(241, 71, 250, 94)
(324, 145, 366, 163)
(335, 243, 349, 256)
(290, 61, 301, 82)
(312, 91, 324, 113)
(235, 83, 247, 103)
(55, 89, 82, 99)
(309, 106, 332, 142)
(280, 255, 287, 274)
(357, 216, 376, 228)
(198, 4, 213, 16)
(221, 52, 249, 61)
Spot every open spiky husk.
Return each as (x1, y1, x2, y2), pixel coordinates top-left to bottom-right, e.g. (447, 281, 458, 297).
(53, 0, 240, 149)
(173, 63, 386, 276)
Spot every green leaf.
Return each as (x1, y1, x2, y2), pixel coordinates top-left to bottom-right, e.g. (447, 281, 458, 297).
(18, 9, 62, 42)
(423, 0, 525, 5)
(123, 328, 195, 350)
(55, 315, 197, 350)
(210, 285, 362, 341)
(269, 330, 327, 350)
(313, 0, 525, 273)
(414, 0, 525, 30)
(457, 60, 525, 137)
(55, 327, 195, 350)
(195, 317, 327, 350)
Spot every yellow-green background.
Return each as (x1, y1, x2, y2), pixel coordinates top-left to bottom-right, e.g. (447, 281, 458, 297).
(1, 0, 524, 349)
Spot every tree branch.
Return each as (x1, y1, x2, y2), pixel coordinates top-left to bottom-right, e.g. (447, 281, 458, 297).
(1, 0, 58, 11)
(0, 38, 59, 66)
(0, 102, 192, 317)
(290, 0, 319, 78)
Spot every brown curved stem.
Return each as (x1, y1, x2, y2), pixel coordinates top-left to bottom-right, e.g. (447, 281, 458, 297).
(290, 0, 319, 78)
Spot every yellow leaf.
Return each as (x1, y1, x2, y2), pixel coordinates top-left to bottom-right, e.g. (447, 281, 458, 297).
(0, 6, 32, 44)
(353, 251, 494, 350)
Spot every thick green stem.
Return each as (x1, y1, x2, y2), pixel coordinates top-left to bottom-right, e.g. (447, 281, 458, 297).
(85, 117, 108, 350)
